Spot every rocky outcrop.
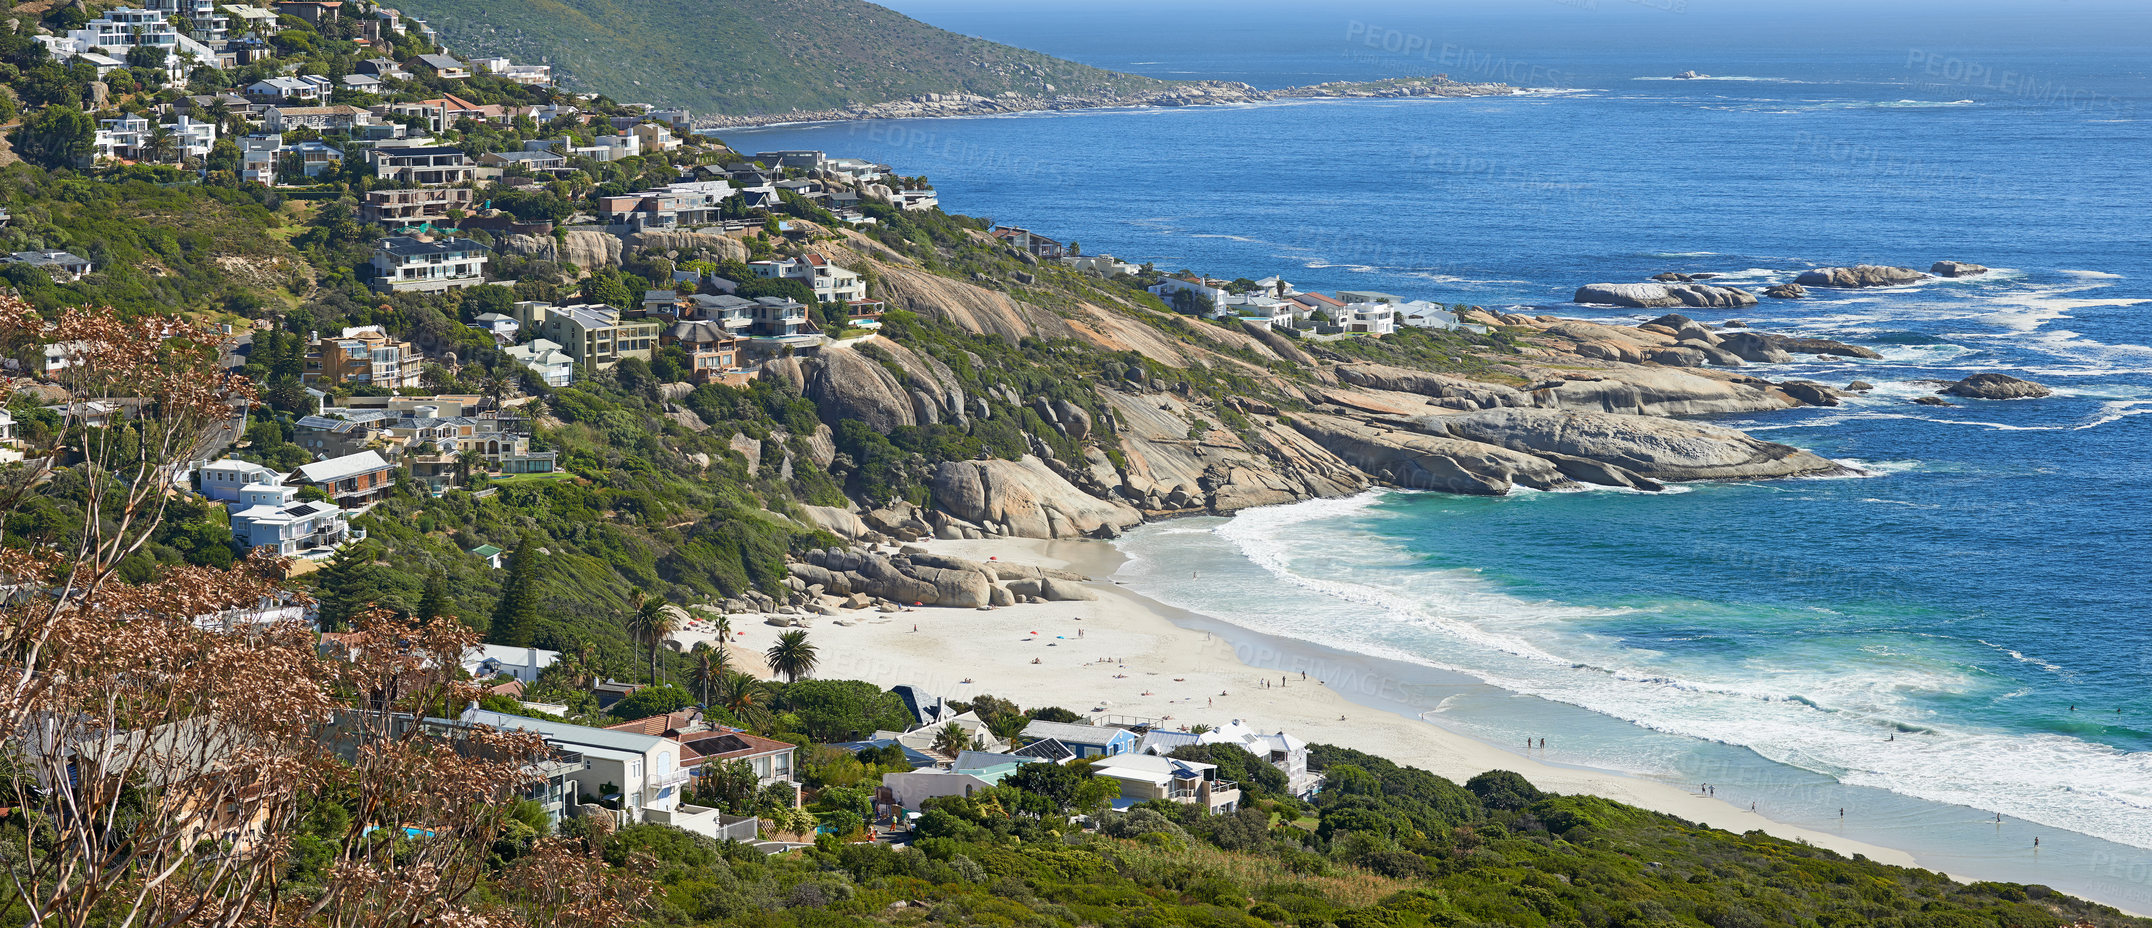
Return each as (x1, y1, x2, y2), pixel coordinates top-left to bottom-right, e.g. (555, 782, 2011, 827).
(1777, 381, 1839, 407)
(797, 505, 867, 540)
(1573, 282, 1758, 309)
(1335, 364, 1526, 410)
(1716, 332, 1792, 364)
(1942, 373, 2052, 400)
(1762, 335, 1883, 360)
(1532, 368, 1796, 417)
(802, 346, 919, 431)
(1765, 283, 1807, 300)
(1434, 408, 1850, 482)
(931, 456, 1144, 538)
(1795, 265, 1927, 289)
(629, 229, 749, 263)
(1929, 261, 1989, 278)
(1288, 413, 1577, 496)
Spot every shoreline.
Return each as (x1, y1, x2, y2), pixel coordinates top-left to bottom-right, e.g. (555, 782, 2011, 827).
(692, 78, 1520, 131)
(710, 537, 1917, 866)
(703, 531, 2152, 916)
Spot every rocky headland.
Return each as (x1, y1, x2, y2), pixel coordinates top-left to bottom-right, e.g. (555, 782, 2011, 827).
(692, 75, 1516, 129)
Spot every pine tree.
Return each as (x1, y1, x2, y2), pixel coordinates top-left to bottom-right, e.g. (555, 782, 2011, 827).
(416, 571, 450, 624)
(487, 537, 540, 647)
(315, 543, 382, 631)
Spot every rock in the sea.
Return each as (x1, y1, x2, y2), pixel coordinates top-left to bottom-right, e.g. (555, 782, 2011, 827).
(1717, 332, 1792, 364)
(1941, 373, 2052, 400)
(1574, 282, 1758, 309)
(1846, 381, 1876, 392)
(1778, 381, 1839, 407)
(1912, 396, 1953, 407)
(1795, 265, 1929, 289)
(1433, 407, 1850, 482)
(1761, 335, 1883, 360)
(1929, 260, 1989, 278)
(1645, 313, 1696, 331)
(1764, 283, 1808, 300)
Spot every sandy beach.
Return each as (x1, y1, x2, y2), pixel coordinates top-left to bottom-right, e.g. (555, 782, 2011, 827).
(692, 536, 1918, 867)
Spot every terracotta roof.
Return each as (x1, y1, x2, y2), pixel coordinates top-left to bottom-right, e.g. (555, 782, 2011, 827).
(604, 708, 701, 737)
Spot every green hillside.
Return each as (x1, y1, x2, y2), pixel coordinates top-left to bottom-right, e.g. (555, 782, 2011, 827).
(388, 0, 1169, 115)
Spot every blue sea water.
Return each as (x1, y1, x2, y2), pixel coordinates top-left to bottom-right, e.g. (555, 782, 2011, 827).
(730, 0, 2152, 889)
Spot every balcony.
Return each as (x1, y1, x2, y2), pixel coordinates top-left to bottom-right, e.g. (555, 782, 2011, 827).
(649, 766, 693, 789)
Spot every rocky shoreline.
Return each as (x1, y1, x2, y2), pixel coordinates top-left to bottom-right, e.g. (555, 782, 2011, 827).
(691, 75, 1517, 130)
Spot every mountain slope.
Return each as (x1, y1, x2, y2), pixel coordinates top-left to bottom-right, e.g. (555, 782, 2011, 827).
(387, 0, 1169, 115)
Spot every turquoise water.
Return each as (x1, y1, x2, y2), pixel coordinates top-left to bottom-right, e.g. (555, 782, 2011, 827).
(730, 0, 2152, 885)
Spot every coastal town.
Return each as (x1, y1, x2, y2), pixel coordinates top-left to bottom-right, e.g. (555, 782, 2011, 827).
(0, 0, 1512, 853)
(0, 1, 2138, 924)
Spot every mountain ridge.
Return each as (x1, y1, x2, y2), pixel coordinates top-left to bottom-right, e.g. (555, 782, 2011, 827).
(387, 0, 1172, 115)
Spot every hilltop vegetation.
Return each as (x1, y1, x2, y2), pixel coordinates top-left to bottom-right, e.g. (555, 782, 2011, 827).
(387, 0, 1168, 115)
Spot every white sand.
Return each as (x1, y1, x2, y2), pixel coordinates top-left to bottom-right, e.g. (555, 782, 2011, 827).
(721, 536, 1915, 866)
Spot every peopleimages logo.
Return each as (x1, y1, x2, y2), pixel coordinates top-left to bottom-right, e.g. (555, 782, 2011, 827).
(1342, 21, 1574, 90)
(1904, 50, 2132, 117)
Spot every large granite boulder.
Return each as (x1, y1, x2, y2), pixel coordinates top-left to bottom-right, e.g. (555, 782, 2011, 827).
(797, 505, 867, 540)
(1434, 408, 1850, 482)
(1942, 373, 2052, 399)
(803, 346, 918, 432)
(1764, 283, 1807, 300)
(1762, 335, 1883, 360)
(1777, 381, 1840, 407)
(930, 456, 1143, 538)
(1574, 283, 1758, 309)
(1929, 261, 1989, 278)
(1716, 332, 1793, 364)
(1795, 265, 1928, 288)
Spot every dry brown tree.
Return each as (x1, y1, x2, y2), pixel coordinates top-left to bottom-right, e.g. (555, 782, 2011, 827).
(0, 302, 560, 928)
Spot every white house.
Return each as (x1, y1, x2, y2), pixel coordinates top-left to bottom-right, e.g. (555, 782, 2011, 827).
(1335, 301, 1399, 336)
(462, 644, 560, 683)
(1149, 275, 1229, 315)
(247, 75, 330, 104)
(1087, 753, 1241, 813)
(6, 252, 93, 283)
(370, 236, 488, 293)
(1393, 300, 1489, 333)
(0, 409, 23, 464)
(199, 458, 281, 502)
(747, 253, 865, 304)
(469, 312, 518, 344)
(227, 483, 354, 558)
(504, 338, 574, 387)
(461, 708, 690, 826)
(1137, 719, 1322, 799)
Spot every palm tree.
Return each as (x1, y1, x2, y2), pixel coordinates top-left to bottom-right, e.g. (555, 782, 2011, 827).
(764, 629, 817, 683)
(931, 722, 970, 758)
(689, 642, 728, 706)
(711, 671, 773, 732)
(625, 592, 677, 684)
(143, 125, 179, 164)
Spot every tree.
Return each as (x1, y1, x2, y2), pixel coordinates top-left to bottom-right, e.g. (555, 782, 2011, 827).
(689, 641, 727, 706)
(711, 671, 773, 732)
(0, 302, 547, 927)
(314, 542, 387, 630)
(610, 682, 692, 721)
(11, 105, 94, 170)
(624, 591, 676, 683)
(765, 628, 817, 683)
(416, 570, 451, 623)
(932, 722, 971, 758)
(489, 535, 541, 646)
(782, 679, 907, 743)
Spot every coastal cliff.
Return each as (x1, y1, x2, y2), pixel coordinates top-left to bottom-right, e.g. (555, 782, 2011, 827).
(741, 225, 1868, 544)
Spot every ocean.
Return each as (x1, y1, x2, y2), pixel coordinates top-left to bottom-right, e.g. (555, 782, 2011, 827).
(725, 0, 2152, 905)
